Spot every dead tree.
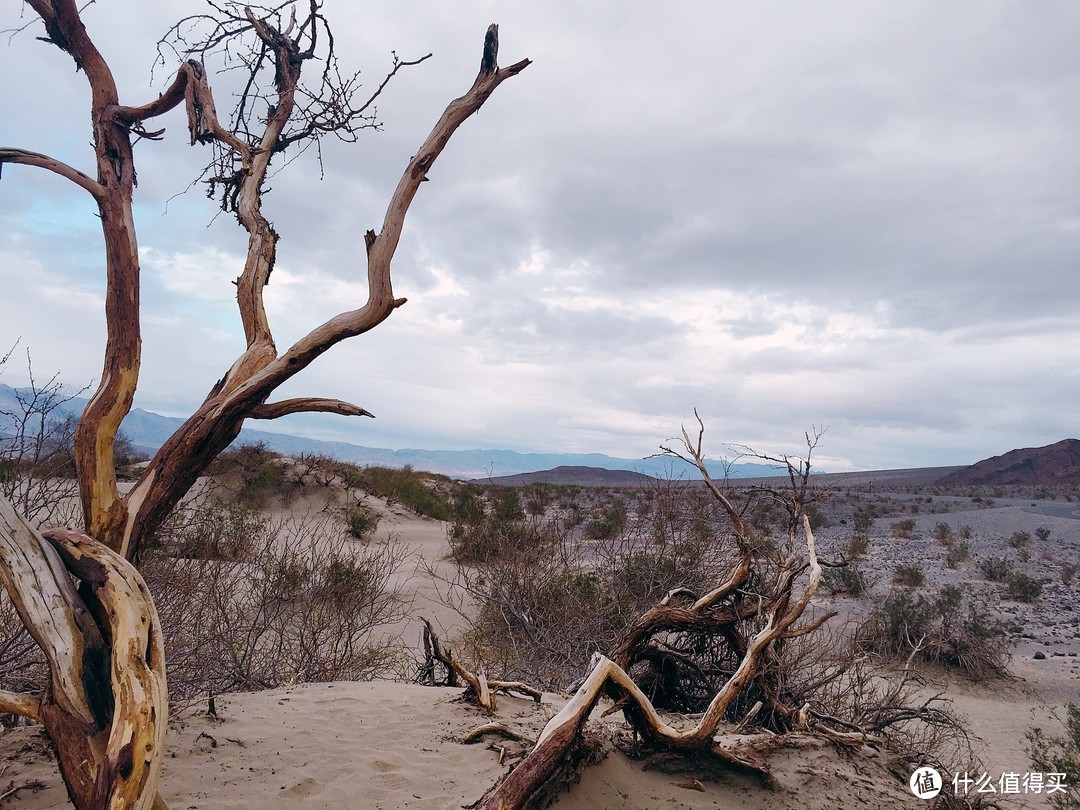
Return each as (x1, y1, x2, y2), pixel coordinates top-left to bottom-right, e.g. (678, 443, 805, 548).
(479, 418, 829, 809)
(0, 3, 527, 807)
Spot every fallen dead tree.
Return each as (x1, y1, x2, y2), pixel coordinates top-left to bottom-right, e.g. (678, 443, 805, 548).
(421, 618, 542, 711)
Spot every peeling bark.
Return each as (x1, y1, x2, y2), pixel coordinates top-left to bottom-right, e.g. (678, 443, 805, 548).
(0, 497, 167, 810)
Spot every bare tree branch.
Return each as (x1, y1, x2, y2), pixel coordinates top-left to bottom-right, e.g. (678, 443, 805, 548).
(0, 148, 104, 199)
(0, 688, 43, 722)
(248, 398, 374, 420)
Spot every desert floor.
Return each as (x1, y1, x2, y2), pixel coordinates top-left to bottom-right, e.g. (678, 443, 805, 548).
(1, 488, 1077, 809)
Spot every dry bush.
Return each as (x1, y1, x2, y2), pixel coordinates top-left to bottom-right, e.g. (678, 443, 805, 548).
(891, 518, 917, 539)
(444, 479, 741, 691)
(144, 504, 410, 703)
(855, 586, 1011, 680)
(0, 589, 47, 721)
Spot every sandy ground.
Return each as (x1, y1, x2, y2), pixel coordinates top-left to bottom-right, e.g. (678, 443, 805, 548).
(1, 490, 1077, 808)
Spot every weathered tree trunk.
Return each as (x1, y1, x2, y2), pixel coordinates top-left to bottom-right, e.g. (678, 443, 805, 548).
(2, 4, 528, 808)
(0, 497, 167, 810)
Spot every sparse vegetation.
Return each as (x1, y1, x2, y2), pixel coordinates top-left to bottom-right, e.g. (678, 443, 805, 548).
(857, 587, 1011, 680)
(945, 540, 971, 569)
(1007, 572, 1043, 603)
(821, 563, 872, 597)
(1026, 704, 1080, 810)
(144, 510, 409, 701)
(893, 563, 926, 588)
(933, 521, 953, 544)
(891, 518, 916, 539)
(358, 465, 453, 520)
(345, 503, 382, 541)
(979, 556, 1014, 582)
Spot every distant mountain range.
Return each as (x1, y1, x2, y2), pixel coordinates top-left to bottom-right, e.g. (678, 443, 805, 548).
(936, 438, 1080, 486)
(0, 383, 777, 480)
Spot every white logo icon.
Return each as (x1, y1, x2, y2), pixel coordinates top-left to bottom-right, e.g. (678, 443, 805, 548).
(910, 766, 943, 799)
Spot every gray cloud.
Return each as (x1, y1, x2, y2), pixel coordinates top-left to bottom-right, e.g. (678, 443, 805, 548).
(2, 1, 1078, 470)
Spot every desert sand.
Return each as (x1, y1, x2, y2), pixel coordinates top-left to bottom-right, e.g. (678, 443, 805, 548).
(1, 489, 1077, 809)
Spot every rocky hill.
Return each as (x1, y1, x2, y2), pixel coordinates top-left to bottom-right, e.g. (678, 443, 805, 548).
(936, 438, 1080, 486)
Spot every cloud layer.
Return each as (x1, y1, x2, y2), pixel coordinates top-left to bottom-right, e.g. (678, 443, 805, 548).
(2, 2, 1078, 470)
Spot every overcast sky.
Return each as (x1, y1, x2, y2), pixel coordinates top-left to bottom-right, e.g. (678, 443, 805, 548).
(1, 1, 1078, 471)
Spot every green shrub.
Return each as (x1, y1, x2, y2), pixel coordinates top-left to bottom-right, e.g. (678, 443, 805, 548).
(1025, 704, 1080, 810)
(344, 504, 381, 541)
(583, 498, 628, 541)
(857, 587, 1011, 679)
(945, 541, 970, 569)
(360, 465, 451, 520)
(213, 442, 287, 507)
(979, 556, 1013, 582)
(821, 564, 872, 597)
(1006, 572, 1043, 602)
(1036, 526, 1052, 542)
(893, 564, 925, 588)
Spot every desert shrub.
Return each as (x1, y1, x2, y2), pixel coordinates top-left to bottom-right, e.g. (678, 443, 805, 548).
(448, 512, 540, 566)
(979, 556, 1013, 582)
(523, 483, 554, 517)
(893, 563, 926, 588)
(821, 563, 872, 597)
(211, 442, 288, 507)
(802, 500, 828, 529)
(932, 522, 953, 544)
(582, 497, 628, 541)
(0, 589, 47, 717)
(0, 355, 82, 526)
(845, 533, 869, 560)
(490, 487, 525, 523)
(852, 506, 876, 534)
(1008, 530, 1032, 550)
(1063, 562, 1077, 586)
(359, 465, 451, 519)
(945, 541, 971, 569)
(1006, 572, 1043, 602)
(960, 524, 973, 539)
(344, 503, 381, 541)
(144, 514, 409, 700)
(154, 498, 266, 560)
(857, 587, 1011, 680)
(891, 518, 916, 539)
(1036, 526, 1053, 542)
(1026, 704, 1080, 810)
(451, 479, 738, 689)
